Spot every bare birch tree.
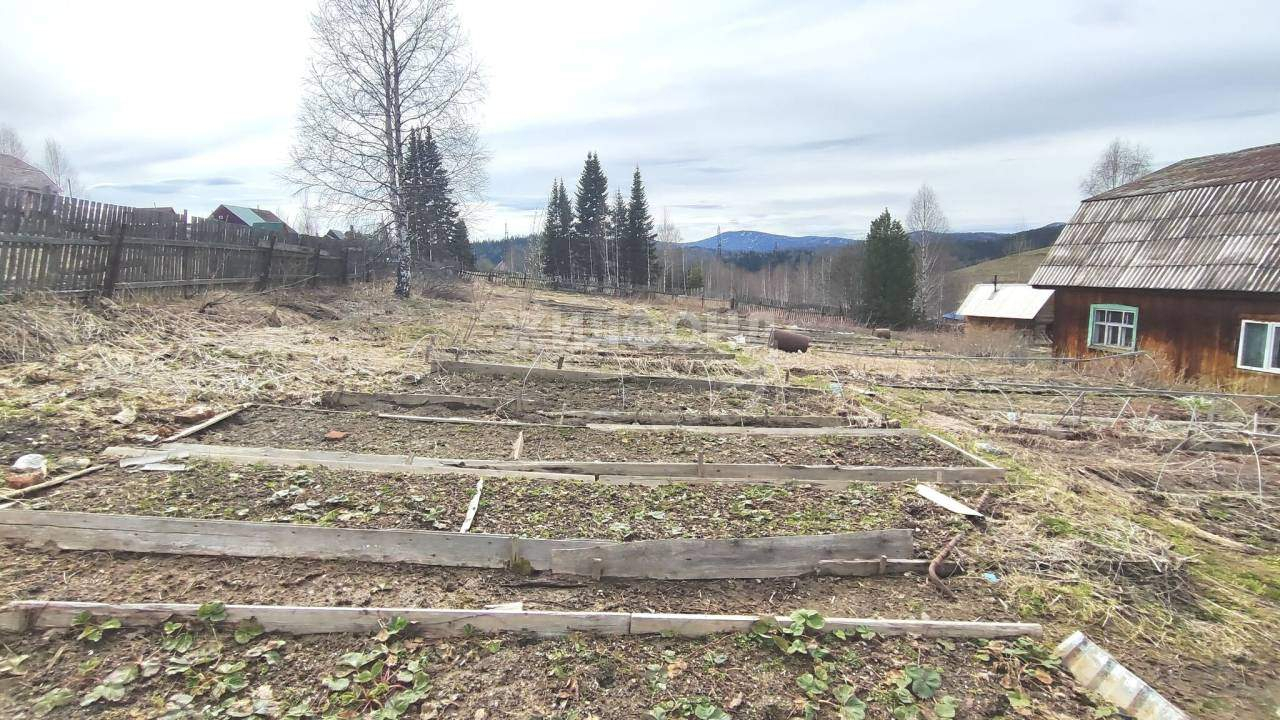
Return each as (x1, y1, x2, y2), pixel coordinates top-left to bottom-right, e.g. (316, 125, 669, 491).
(40, 139, 80, 196)
(906, 183, 948, 322)
(0, 125, 27, 161)
(1080, 139, 1153, 196)
(289, 0, 485, 297)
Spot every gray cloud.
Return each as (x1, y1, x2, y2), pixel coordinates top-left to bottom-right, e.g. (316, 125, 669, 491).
(4, 0, 1278, 243)
(92, 177, 245, 194)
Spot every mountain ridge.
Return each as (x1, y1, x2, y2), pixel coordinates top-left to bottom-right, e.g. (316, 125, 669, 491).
(685, 223, 1065, 254)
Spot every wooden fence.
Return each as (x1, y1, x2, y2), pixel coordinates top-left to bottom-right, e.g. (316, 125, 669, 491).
(0, 187, 367, 298)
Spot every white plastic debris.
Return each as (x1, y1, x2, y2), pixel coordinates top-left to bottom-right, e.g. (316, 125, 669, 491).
(975, 441, 1009, 456)
(12, 454, 47, 475)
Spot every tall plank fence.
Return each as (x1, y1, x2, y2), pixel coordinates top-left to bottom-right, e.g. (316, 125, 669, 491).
(0, 187, 367, 298)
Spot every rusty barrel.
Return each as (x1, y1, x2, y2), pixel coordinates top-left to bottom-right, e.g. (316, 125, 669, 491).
(768, 329, 811, 353)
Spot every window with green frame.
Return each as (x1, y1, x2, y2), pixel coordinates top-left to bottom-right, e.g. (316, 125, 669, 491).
(1088, 304, 1138, 350)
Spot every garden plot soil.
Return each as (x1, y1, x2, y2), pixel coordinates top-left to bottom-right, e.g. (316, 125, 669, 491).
(197, 407, 968, 465)
(0, 617, 1103, 720)
(28, 461, 983, 546)
(402, 372, 850, 416)
(0, 545, 1007, 619)
(441, 347, 753, 377)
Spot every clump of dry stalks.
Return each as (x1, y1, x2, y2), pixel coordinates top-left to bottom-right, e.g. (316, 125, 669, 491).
(0, 295, 120, 364)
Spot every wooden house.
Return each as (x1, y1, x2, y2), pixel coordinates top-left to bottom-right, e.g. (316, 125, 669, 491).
(1030, 143, 1280, 388)
(210, 204, 298, 241)
(0, 154, 60, 194)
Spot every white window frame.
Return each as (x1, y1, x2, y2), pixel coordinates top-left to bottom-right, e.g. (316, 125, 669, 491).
(1237, 320, 1280, 374)
(1088, 304, 1138, 351)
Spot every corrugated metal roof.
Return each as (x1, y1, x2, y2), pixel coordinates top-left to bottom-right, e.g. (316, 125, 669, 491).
(1030, 144, 1280, 294)
(221, 205, 268, 226)
(956, 283, 1054, 320)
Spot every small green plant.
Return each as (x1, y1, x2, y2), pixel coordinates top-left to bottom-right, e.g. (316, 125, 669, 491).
(649, 697, 730, 720)
(903, 666, 942, 699)
(752, 609, 830, 658)
(71, 611, 122, 643)
(79, 663, 139, 707)
(32, 688, 75, 716)
(233, 619, 265, 645)
(197, 601, 227, 623)
(833, 685, 867, 720)
(934, 695, 959, 718)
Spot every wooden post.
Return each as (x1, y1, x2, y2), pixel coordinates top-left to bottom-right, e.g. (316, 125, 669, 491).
(309, 243, 322, 288)
(340, 247, 351, 284)
(256, 232, 277, 290)
(100, 220, 127, 298)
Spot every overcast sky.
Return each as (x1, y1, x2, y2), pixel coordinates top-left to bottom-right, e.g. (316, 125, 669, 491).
(2, 0, 1277, 242)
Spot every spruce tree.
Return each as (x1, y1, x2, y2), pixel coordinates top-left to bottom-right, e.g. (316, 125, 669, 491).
(541, 179, 571, 277)
(401, 127, 471, 269)
(418, 128, 451, 264)
(448, 216, 474, 269)
(401, 129, 425, 259)
(555, 179, 573, 275)
(859, 209, 917, 327)
(608, 188, 628, 284)
(571, 152, 609, 283)
(623, 167, 656, 286)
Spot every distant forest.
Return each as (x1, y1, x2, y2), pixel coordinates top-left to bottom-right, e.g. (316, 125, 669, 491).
(470, 222, 1063, 319)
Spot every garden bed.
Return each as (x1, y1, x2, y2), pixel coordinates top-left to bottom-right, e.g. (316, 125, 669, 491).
(195, 407, 968, 466)
(0, 604, 1094, 720)
(401, 372, 849, 416)
(22, 462, 983, 548)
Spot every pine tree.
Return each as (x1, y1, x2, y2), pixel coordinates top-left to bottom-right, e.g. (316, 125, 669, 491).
(571, 152, 609, 283)
(859, 209, 917, 327)
(622, 167, 657, 286)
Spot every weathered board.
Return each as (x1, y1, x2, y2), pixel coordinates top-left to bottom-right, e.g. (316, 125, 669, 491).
(0, 510, 913, 580)
(442, 458, 1005, 484)
(105, 444, 1005, 486)
(0, 600, 1043, 639)
(550, 531, 914, 579)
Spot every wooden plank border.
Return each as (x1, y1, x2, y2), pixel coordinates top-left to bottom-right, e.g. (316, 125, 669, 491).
(325, 390, 858, 427)
(104, 444, 1006, 485)
(0, 510, 914, 580)
(0, 600, 1042, 639)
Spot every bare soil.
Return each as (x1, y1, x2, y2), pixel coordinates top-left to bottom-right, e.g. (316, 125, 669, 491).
(195, 406, 970, 465)
(0, 544, 1006, 619)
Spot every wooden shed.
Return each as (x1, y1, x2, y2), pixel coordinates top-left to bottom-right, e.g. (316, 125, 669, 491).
(1030, 143, 1280, 389)
(955, 282, 1054, 339)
